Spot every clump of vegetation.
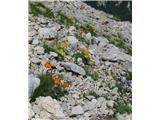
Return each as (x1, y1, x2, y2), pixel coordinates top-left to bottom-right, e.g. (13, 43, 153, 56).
(88, 91, 99, 98)
(108, 32, 126, 49)
(30, 74, 52, 102)
(103, 32, 132, 55)
(109, 15, 121, 21)
(126, 71, 132, 80)
(76, 24, 96, 36)
(29, 2, 54, 19)
(114, 101, 132, 114)
(75, 33, 90, 45)
(30, 74, 69, 102)
(73, 48, 95, 66)
(84, 24, 96, 36)
(73, 52, 90, 65)
(43, 44, 65, 60)
(30, 63, 71, 102)
(126, 48, 132, 56)
(90, 71, 99, 81)
(57, 11, 75, 27)
(115, 82, 124, 93)
(85, 67, 99, 81)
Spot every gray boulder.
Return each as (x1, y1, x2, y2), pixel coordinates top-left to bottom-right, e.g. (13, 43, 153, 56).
(71, 105, 84, 115)
(38, 28, 55, 39)
(102, 44, 131, 62)
(61, 62, 86, 76)
(28, 74, 40, 98)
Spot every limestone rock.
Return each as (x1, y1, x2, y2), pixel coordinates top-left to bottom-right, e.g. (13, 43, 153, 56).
(35, 46, 44, 55)
(71, 105, 84, 115)
(31, 96, 65, 119)
(30, 57, 41, 64)
(28, 74, 40, 98)
(32, 38, 39, 45)
(102, 44, 131, 62)
(86, 32, 92, 41)
(50, 51, 58, 57)
(38, 28, 55, 39)
(66, 36, 79, 50)
(61, 62, 86, 76)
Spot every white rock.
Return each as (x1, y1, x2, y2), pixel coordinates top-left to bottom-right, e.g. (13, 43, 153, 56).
(102, 44, 131, 62)
(29, 30, 36, 37)
(106, 100, 114, 108)
(32, 38, 39, 45)
(97, 97, 106, 107)
(68, 26, 76, 35)
(66, 36, 79, 50)
(72, 94, 80, 99)
(38, 28, 55, 39)
(89, 99, 98, 110)
(71, 105, 84, 115)
(117, 113, 132, 120)
(86, 32, 92, 41)
(63, 72, 74, 82)
(85, 95, 95, 101)
(61, 62, 86, 76)
(96, 37, 108, 47)
(28, 102, 35, 119)
(35, 46, 44, 55)
(32, 96, 65, 119)
(28, 74, 40, 97)
(77, 57, 83, 63)
(50, 51, 58, 57)
(30, 57, 41, 64)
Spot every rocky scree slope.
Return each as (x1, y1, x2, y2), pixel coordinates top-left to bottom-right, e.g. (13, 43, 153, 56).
(28, 1, 132, 120)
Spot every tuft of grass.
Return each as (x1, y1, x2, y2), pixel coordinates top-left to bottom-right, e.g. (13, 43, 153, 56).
(126, 47, 132, 56)
(77, 24, 96, 36)
(85, 24, 97, 36)
(103, 33, 132, 55)
(75, 33, 90, 45)
(30, 74, 52, 102)
(84, 66, 99, 81)
(30, 74, 68, 102)
(110, 15, 121, 21)
(57, 11, 74, 27)
(73, 52, 90, 65)
(126, 71, 132, 81)
(108, 36, 125, 49)
(88, 91, 99, 98)
(114, 101, 132, 114)
(43, 44, 65, 60)
(116, 82, 124, 93)
(29, 2, 54, 19)
(90, 71, 99, 81)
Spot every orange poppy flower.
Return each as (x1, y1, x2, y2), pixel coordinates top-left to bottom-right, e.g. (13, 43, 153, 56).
(52, 76, 61, 85)
(61, 82, 70, 89)
(44, 62, 52, 68)
(79, 28, 85, 34)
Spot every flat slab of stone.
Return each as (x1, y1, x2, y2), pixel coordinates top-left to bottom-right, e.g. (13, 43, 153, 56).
(61, 62, 86, 76)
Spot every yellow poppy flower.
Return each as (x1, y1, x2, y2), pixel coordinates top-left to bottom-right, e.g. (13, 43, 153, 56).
(84, 53, 90, 59)
(89, 60, 95, 65)
(81, 47, 87, 53)
(63, 40, 69, 48)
